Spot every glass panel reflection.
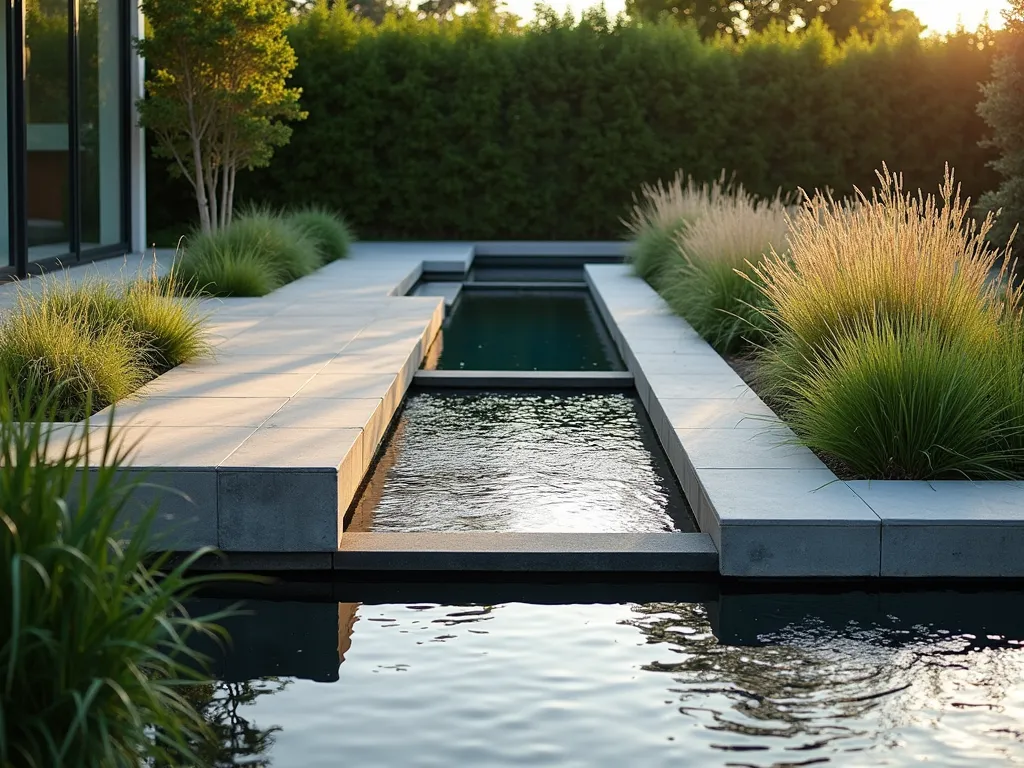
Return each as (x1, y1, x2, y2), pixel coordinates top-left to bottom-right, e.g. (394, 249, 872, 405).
(25, 0, 71, 260)
(80, 0, 123, 249)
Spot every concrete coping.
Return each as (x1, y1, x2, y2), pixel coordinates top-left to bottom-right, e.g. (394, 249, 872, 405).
(335, 532, 718, 572)
(412, 370, 634, 389)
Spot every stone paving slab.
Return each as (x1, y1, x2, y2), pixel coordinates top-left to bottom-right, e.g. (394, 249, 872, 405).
(849, 480, 1024, 577)
(51, 246, 450, 553)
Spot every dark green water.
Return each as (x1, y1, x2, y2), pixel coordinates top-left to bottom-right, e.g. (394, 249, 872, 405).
(349, 391, 694, 532)
(192, 586, 1024, 767)
(433, 289, 623, 371)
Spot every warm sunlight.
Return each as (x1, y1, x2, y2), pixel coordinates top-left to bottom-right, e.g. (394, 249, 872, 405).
(503, 0, 1011, 29)
(894, 0, 1009, 32)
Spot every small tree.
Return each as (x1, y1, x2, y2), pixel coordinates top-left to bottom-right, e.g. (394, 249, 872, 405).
(978, 0, 1024, 248)
(136, 0, 306, 233)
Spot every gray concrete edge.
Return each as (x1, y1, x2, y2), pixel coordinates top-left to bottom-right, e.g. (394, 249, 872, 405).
(339, 531, 719, 572)
(583, 265, 884, 578)
(413, 370, 634, 389)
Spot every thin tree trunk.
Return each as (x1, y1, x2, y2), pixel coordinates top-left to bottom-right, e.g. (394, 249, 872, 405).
(206, 159, 219, 234)
(219, 157, 231, 230)
(184, 80, 212, 233)
(225, 164, 237, 228)
(191, 134, 211, 233)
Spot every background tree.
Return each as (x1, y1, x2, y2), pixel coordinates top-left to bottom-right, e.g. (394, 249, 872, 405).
(978, 0, 1024, 248)
(137, 0, 306, 233)
(623, 0, 920, 40)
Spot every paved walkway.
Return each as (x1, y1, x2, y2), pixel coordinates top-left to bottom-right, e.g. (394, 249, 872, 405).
(0, 250, 176, 311)
(7, 244, 469, 559)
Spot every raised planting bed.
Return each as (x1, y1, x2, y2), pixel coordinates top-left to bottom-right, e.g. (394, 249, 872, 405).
(586, 264, 1024, 578)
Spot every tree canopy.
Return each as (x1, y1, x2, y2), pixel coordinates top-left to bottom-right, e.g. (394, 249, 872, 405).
(622, 0, 922, 39)
(979, 0, 1024, 247)
(137, 0, 305, 232)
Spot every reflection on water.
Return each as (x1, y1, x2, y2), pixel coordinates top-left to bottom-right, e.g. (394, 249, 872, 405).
(200, 593, 1024, 767)
(348, 392, 695, 532)
(435, 290, 623, 371)
(179, 680, 287, 766)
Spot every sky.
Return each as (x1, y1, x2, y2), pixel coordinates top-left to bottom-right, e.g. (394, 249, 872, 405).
(502, 0, 1011, 32)
(894, 0, 1009, 32)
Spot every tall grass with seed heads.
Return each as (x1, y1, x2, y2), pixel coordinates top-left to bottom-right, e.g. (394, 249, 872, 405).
(660, 191, 790, 354)
(623, 170, 735, 288)
(752, 166, 1024, 479)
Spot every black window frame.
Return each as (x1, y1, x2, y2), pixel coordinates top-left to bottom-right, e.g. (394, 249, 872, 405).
(3, 0, 132, 281)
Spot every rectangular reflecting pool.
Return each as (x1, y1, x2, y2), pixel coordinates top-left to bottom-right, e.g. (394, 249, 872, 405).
(193, 586, 1024, 767)
(431, 289, 623, 371)
(348, 391, 695, 532)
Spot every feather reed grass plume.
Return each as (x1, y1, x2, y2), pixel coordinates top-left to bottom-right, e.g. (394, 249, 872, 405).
(661, 190, 790, 353)
(753, 164, 1019, 357)
(623, 170, 738, 286)
(752, 165, 1024, 479)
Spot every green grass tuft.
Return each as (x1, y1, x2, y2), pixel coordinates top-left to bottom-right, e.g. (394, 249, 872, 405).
(0, 302, 144, 421)
(662, 258, 773, 355)
(0, 274, 209, 420)
(752, 166, 1024, 480)
(0, 378, 245, 765)
(771, 317, 1024, 479)
(175, 210, 320, 297)
(629, 221, 686, 289)
(623, 170, 737, 289)
(659, 193, 789, 354)
(286, 205, 354, 263)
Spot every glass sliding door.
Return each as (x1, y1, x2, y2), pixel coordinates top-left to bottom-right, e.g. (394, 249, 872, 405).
(3, 0, 131, 278)
(25, 0, 71, 262)
(79, 0, 123, 250)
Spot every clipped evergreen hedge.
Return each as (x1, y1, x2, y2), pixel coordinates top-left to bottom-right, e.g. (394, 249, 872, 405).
(148, 10, 1000, 240)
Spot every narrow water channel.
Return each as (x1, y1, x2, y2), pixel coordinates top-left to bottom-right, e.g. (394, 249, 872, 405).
(348, 390, 694, 532)
(429, 288, 623, 371)
(357, 269, 694, 531)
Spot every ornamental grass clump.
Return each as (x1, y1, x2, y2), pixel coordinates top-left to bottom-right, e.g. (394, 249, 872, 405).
(752, 165, 1024, 479)
(0, 379, 234, 766)
(37, 271, 208, 375)
(0, 273, 209, 421)
(623, 170, 735, 289)
(285, 205, 354, 263)
(660, 191, 790, 354)
(174, 209, 320, 297)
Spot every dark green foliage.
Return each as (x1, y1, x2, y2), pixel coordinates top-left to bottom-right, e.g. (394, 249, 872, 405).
(662, 259, 773, 355)
(148, 9, 999, 241)
(285, 205, 354, 262)
(0, 379, 238, 765)
(979, 1, 1024, 248)
(630, 224, 684, 289)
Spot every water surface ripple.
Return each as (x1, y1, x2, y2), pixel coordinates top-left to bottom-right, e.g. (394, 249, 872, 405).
(349, 392, 693, 532)
(207, 599, 1024, 767)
